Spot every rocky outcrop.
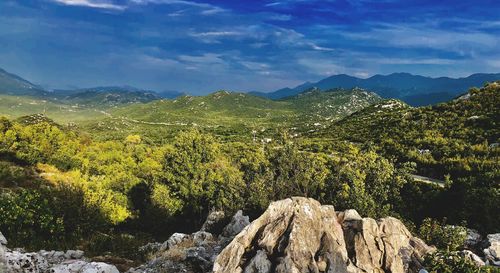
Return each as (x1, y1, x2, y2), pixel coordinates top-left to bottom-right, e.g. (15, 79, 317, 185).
(0, 232, 7, 273)
(127, 210, 250, 273)
(1, 198, 455, 273)
(214, 197, 434, 273)
(0, 233, 119, 273)
(484, 233, 500, 266)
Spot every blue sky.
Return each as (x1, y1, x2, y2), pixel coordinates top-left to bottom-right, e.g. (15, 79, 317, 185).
(0, 0, 499, 94)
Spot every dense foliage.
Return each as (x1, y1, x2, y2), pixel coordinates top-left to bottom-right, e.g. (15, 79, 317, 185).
(316, 82, 500, 233)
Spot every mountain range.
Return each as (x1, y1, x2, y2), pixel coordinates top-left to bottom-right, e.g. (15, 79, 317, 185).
(0, 68, 183, 102)
(1, 67, 499, 107)
(251, 72, 500, 106)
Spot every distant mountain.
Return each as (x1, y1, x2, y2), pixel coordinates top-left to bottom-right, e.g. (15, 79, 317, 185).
(156, 90, 185, 99)
(0, 67, 183, 104)
(0, 68, 46, 96)
(252, 73, 500, 106)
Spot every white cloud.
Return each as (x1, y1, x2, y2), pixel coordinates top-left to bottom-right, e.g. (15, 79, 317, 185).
(339, 23, 499, 54)
(51, 0, 125, 10)
(191, 31, 243, 37)
(128, 0, 226, 14)
(178, 53, 225, 64)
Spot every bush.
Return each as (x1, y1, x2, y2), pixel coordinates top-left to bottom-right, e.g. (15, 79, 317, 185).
(0, 185, 110, 250)
(419, 218, 466, 251)
(424, 250, 499, 273)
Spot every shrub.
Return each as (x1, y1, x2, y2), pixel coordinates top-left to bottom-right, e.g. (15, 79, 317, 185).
(424, 250, 499, 273)
(419, 218, 466, 251)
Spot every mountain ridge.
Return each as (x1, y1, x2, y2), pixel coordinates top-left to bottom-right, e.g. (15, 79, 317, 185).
(251, 72, 500, 106)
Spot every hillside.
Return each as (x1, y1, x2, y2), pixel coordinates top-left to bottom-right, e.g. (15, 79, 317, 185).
(284, 87, 381, 124)
(252, 72, 500, 106)
(60, 88, 161, 107)
(0, 94, 106, 123)
(0, 68, 46, 96)
(83, 88, 381, 141)
(315, 82, 500, 182)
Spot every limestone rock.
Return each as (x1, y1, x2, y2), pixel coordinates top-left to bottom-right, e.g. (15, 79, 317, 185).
(213, 197, 434, 273)
(484, 233, 500, 266)
(80, 262, 120, 273)
(459, 250, 485, 266)
(201, 210, 227, 235)
(221, 210, 250, 239)
(0, 232, 7, 272)
(160, 233, 190, 251)
(464, 229, 482, 250)
(0, 237, 120, 273)
(128, 210, 250, 273)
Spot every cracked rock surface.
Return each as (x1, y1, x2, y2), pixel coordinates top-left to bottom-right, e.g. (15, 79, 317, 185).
(213, 197, 433, 273)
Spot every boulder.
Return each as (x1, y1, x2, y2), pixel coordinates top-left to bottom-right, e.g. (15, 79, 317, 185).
(464, 229, 482, 250)
(221, 210, 250, 239)
(459, 250, 485, 266)
(0, 235, 120, 273)
(201, 210, 227, 235)
(160, 232, 190, 251)
(80, 262, 120, 273)
(0, 232, 7, 272)
(483, 233, 500, 266)
(213, 197, 434, 273)
(127, 210, 250, 273)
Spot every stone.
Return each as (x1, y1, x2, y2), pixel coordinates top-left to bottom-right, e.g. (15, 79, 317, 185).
(213, 197, 433, 273)
(4, 251, 50, 273)
(192, 231, 214, 247)
(64, 250, 84, 260)
(127, 210, 250, 273)
(464, 229, 482, 250)
(243, 250, 271, 273)
(201, 210, 227, 235)
(337, 209, 362, 223)
(484, 233, 500, 266)
(160, 232, 190, 251)
(459, 250, 485, 266)
(49, 260, 87, 273)
(221, 210, 250, 238)
(0, 231, 119, 273)
(0, 232, 7, 245)
(80, 262, 120, 273)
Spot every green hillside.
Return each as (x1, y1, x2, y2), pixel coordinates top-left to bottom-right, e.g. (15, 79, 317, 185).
(285, 87, 381, 124)
(58, 88, 161, 107)
(80, 89, 381, 141)
(0, 94, 106, 123)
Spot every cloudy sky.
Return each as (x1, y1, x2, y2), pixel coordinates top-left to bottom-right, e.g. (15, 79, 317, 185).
(0, 0, 499, 94)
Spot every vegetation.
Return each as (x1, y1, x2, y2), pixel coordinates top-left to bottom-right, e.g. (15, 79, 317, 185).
(0, 82, 498, 272)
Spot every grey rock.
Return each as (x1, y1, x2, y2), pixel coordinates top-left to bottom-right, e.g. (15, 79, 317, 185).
(160, 232, 190, 251)
(0, 232, 7, 245)
(80, 262, 120, 273)
(464, 229, 482, 250)
(243, 250, 271, 273)
(484, 233, 500, 266)
(201, 210, 226, 235)
(192, 231, 214, 247)
(64, 250, 84, 260)
(214, 197, 434, 273)
(459, 250, 485, 266)
(221, 210, 249, 238)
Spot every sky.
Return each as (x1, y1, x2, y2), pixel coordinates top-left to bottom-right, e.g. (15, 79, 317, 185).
(0, 0, 499, 94)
